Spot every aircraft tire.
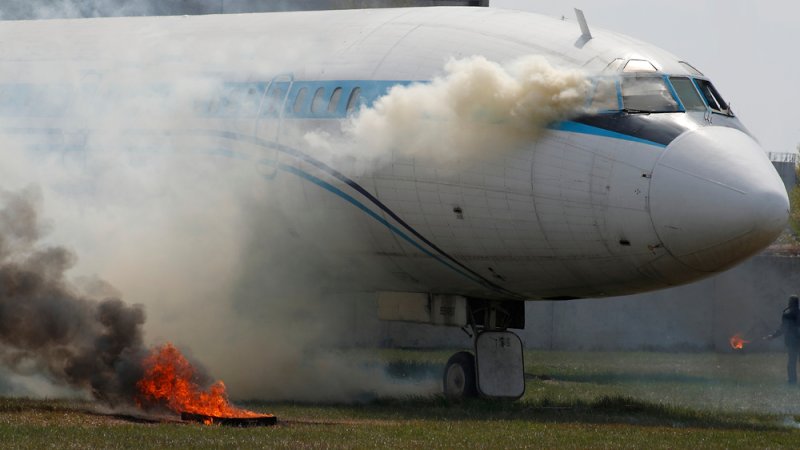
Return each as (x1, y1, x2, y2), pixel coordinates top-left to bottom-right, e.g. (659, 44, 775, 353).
(443, 351, 478, 399)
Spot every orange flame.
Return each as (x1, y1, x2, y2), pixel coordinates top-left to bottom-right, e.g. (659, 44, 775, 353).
(729, 333, 750, 350)
(136, 343, 260, 419)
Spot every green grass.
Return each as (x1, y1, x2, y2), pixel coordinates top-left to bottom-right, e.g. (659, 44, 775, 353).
(2, 350, 800, 449)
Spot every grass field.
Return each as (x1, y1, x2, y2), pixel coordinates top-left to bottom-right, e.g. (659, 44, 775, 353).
(2, 350, 800, 449)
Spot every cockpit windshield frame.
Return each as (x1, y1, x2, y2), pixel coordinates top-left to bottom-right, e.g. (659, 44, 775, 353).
(692, 78, 732, 115)
(587, 74, 734, 117)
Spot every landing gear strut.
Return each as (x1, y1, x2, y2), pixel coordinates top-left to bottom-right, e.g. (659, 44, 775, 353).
(443, 300, 525, 400)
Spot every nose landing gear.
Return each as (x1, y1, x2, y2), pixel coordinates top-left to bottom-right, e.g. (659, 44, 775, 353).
(443, 301, 525, 400)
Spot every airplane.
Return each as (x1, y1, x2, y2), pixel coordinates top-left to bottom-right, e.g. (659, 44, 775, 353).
(0, 6, 788, 399)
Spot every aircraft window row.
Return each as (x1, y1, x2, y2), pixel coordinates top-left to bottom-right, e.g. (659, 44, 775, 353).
(195, 82, 367, 118)
(300, 85, 362, 116)
(0, 81, 373, 118)
(589, 75, 732, 115)
(205, 84, 265, 116)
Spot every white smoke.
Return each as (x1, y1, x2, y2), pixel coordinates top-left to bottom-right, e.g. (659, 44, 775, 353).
(335, 55, 589, 164)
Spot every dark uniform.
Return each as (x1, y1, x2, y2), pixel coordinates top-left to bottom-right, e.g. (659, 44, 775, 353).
(768, 296, 800, 384)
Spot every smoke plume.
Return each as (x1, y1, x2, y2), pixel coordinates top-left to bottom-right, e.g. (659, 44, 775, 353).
(0, 187, 146, 403)
(337, 55, 589, 164)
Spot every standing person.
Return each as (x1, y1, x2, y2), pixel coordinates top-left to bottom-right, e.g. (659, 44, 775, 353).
(766, 295, 800, 384)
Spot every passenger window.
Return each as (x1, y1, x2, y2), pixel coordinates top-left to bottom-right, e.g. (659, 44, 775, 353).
(293, 87, 308, 113)
(204, 89, 223, 115)
(589, 78, 619, 111)
(694, 79, 730, 114)
(263, 86, 284, 116)
(270, 87, 283, 111)
(668, 77, 705, 111)
(311, 87, 326, 113)
(235, 84, 262, 116)
(328, 87, 342, 113)
(621, 76, 680, 112)
(346, 87, 361, 113)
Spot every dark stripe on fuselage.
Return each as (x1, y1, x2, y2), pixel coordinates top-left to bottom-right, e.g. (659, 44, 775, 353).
(571, 112, 751, 147)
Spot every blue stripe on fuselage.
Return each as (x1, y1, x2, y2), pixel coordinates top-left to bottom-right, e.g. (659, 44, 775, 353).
(1, 78, 670, 148)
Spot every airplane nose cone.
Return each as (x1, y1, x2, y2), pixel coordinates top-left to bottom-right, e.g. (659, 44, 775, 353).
(649, 127, 789, 272)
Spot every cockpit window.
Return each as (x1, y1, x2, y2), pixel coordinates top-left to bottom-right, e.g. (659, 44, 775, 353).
(585, 75, 734, 116)
(623, 59, 658, 73)
(603, 58, 625, 73)
(668, 77, 706, 111)
(589, 78, 619, 111)
(694, 79, 731, 114)
(620, 76, 680, 112)
(679, 61, 704, 77)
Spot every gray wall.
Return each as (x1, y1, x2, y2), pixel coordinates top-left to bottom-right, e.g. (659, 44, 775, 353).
(772, 160, 798, 193)
(377, 255, 800, 352)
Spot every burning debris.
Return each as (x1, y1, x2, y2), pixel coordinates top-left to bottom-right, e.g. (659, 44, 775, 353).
(136, 343, 275, 425)
(729, 333, 751, 350)
(0, 188, 274, 424)
(181, 411, 276, 427)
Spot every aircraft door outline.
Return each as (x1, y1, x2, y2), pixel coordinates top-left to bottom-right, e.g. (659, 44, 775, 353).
(256, 73, 294, 142)
(255, 74, 294, 178)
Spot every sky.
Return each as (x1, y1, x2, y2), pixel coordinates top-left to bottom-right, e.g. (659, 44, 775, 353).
(492, 0, 800, 154)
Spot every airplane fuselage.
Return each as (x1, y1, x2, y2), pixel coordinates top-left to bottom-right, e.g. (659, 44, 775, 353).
(0, 7, 788, 301)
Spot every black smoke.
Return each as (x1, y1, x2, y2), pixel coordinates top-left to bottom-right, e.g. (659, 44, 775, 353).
(0, 187, 146, 404)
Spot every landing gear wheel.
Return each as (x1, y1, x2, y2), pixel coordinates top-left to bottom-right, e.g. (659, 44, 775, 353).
(443, 351, 478, 399)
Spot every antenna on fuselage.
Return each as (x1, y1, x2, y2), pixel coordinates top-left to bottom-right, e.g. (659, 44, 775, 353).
(574, 8, 592, 40)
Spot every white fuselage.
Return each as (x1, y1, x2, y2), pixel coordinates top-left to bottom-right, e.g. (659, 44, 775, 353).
(0, 7, 788, 300)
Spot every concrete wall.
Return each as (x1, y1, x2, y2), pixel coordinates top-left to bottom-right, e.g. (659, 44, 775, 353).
(376, 255, 800, 352)
(772, 160, 798, 193)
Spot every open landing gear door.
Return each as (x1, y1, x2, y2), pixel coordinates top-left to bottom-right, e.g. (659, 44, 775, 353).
(475, 331, 524, 399)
